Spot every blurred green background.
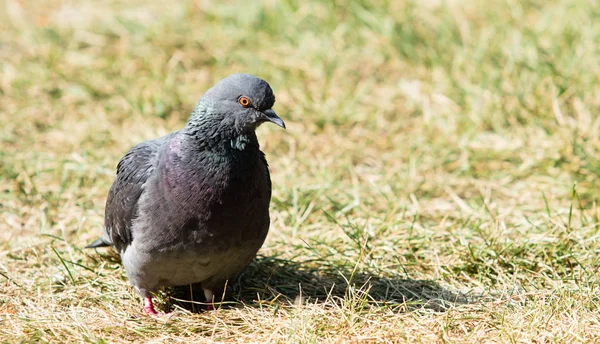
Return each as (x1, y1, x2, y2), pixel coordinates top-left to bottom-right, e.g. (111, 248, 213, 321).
(1, 0, 599, 342)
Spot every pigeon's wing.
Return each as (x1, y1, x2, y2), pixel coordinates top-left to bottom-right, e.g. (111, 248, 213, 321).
(103, 134, 173, 251)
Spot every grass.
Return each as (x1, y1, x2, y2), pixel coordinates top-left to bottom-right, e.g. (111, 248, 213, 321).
(1, 0, 599, 342)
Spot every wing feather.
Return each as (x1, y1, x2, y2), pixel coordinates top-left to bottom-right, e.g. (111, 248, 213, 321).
(101, 133, 174, 251)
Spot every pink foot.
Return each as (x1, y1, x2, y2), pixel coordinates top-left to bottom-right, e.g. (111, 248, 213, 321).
(144, 296, 158, 315)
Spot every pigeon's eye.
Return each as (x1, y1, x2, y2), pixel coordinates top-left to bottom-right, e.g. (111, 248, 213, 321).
(239, 97, 251, 107)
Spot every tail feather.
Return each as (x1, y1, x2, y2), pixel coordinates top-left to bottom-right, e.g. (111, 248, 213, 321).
(85, 237, 112, 248)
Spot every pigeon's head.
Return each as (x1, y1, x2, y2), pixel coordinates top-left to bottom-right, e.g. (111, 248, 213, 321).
(194, 74, 285, 133)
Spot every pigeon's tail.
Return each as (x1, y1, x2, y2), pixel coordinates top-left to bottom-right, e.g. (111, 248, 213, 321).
(85, 237, 112, 248)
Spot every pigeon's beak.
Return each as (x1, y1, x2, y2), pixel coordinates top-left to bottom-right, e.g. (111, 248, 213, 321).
(262, 109, 286, 129)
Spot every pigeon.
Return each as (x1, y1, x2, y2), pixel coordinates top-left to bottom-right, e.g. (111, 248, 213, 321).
(86, 73, 285, 315)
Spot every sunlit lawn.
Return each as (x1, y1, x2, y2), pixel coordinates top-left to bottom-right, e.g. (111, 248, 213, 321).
(1, 0, 599, 342)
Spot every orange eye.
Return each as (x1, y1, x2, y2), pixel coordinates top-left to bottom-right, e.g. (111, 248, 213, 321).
(239, 97, 251, 107)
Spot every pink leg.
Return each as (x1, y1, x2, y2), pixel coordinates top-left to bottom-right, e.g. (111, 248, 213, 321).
(144, 296, 158, 315)
(203, 288, 215, 311)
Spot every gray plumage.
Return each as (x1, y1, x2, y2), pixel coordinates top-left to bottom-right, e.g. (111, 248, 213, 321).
(86, 74, 285, 314)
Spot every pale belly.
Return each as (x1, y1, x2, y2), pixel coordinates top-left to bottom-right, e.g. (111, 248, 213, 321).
(121, 240, 264, 293)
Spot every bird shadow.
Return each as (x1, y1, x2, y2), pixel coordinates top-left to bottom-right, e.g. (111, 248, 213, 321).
(167, 255, 481, 313)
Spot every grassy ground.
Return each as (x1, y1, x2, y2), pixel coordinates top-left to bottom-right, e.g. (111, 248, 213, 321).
(1, 0, 599, 342)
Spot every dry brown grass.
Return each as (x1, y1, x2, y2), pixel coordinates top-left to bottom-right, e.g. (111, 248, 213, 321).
(1, 0, 600, 342)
